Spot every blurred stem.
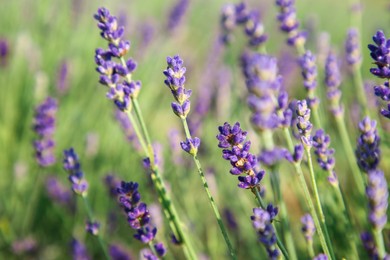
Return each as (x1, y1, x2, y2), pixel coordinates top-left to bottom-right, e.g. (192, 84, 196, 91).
(307, 241, 315, 258)
(81, 196, 109, 260)
(334, 115, 365, 195)
(352, 65, 370, 117)
(305, 148, 335, 259)
(125, 110, 148, 154)
(311, 106, 322, 129)
(148, 241, 158, 257)
(373, 229, 386, 259)
(282, 129, 331, 257)
(253, 188, 290, 260)
(180, 118, 237, 260)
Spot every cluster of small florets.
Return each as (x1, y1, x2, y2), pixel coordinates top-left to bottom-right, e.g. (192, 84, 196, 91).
(301, 213, 315, 244)
(366, 170, 388, 231)
(324, 51, 344, 118)
(275, 0, 306, 48)
(355, 117, 380, 173)
(220, 2, 267, 48)
(94, 7, 140, 112)
(33, 97, 58, 167)
(45, 176, 74, 210)
(241, 53, 292, 132)
(217, 122, 265, 189)
(251, 206, 280, 259)
(368, 30, 390, 119)
(295, 100, 313, 148)
(345, 28, 362, 67)
(63, 148, 89, 196)
(299, 51, 319, 110)
(116, 181, 166, 258)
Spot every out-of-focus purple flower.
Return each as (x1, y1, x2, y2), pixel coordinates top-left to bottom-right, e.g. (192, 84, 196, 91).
(366, 170, 388, 231)
(368, 30, 390, 79)
(244, 10, 267, 48)
(0, 38, 9, 67)
(104, 174, 120, 197)
(275, 0, 306, 48)
(285, 144, 304, 163)
(313, 254, 328, 260)
(312, 129, 338, 186)
(217, 122, 266, 189)
(295, 100, 313, 148)
(71, 239, 90, 260)
(220, 3, 249, 44)
(56, 60, 70, 95)
(141, 249, 158, 260)
(12, 237, 37, 255)
(86, 221, 100, 235)
(299, 51, 320, 110)
(258, 147, 289, 167)
(167, 0, 189, 32)
(63, 148, 88, 196)
(46, 175, 74, 209)
(301, 214, 315, 243)
(345, 28, 362, 67)
(94, 7, 140, 112)
(154, 242, 167, 257)
(361, 232, 379, 259)
(325, 51, 344, 118)
(224, 208, 238, 231)
(355, 117, 380, 173)
(163, 55, 192, 119)
(33, 97, 58, 167)
(109, 244, 132, 260)
(251, 207, 279, 259)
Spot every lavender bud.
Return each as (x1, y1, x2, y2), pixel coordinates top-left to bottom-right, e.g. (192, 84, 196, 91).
(86, 221, 100, 236)
(366, 170, 388, 231)
(368, 30, 390, 79)
(63, 148, 88, 196)
(180, 137, 200, 156)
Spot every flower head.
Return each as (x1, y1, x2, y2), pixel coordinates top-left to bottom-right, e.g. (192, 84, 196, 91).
(295, 100, 312, 148)
(167, 0, 189, 32)
(301, 214, 315, 243)
(366, 170, 388, 231)
(180, 137, 200, 156)
(345, 28, 362, 66)
(63, 148, 88, 196)
(368, 30, 390, 79)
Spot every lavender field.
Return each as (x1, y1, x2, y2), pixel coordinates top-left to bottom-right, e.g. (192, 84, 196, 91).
(1, 0, 390, 259)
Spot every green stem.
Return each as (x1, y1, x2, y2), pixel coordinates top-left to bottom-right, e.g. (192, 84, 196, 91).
(352, 65, 370, 117)
(373, 229, 386, 259)
(253, 188, 290, 260)
(148, 241, 159, 257)
(311, 106, 322, 129)
(81, 196, 109, 260)
(125, 110, 148, 154)
(305, 148, 335, 259)
(334, 116, 366, 195)
(181, 118, 236, 260)
(307, 242, 315, 258)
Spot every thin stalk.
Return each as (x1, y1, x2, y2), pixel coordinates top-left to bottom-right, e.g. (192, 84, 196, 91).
(253, 188, 290, 260)
(282, 129, 331, 257)
(373, 229, 386, 259)
(148, 241, 159, 257)
(125, 110, 148, 154)
(352, 65, 370, 117)
(334, 116, 365, 195)
(81, 196, 109, 260)
(305, 148, 335, 259)
(180, 118, 237, 260)
(21, 168, 42, 234)
(311, 106, 322, 129)
(307, 241, 315, 258)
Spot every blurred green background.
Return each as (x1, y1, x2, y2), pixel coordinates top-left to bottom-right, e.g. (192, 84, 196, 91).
(0, 0, 389, 259)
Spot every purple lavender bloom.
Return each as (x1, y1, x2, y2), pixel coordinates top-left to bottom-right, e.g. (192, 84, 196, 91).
(0, 38, 9, 67)
(258, 147, 289, 167)
(285, 144, 304, 163)
(134, 226, 157, 244)
(217, 122, 266, 189)
(11, 237, 37, 255)
(313, 254, 328, 260)
(360, 232, 379, 259)
(299, 51, 320, 109)
(275, 0, 306, 48)
(312, 129, 338, 186)
(94, 7, 140, 112)
(63, 148, 88, 196)
(117, 181, 141, 209)
(109, 244, 132, 260)
(33, 97, 58, 167)
(244, 10, 267, 47)
(368, 30, 390, 79)
(163, 55, 193, 119)
(366, 170, 388, 231)
(56, 60, 70, 95)
(71, 239, 90, 260)
(355, 117, 381, 173)
(127, 203, 151, 229)
(373, 81, 390, 119)
(224, 208, 238, 230)
(295, 100, 312, 148)
(142, 249, 158, 260)
(251, 207, 279, 259)
(154, 242, 167, 257)
(86, 221, 100, 235)
(46, 175, 74, 209)
(301, 214, 315, 243)
(325, 51, 344, 118)
(180, 137, 200, 156)
(345, 28, 362, 66)
(219, 3, 249, 44)
(167, 0, 189, 32)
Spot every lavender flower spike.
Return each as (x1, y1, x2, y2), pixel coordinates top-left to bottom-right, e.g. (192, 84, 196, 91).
(33, 97, 58, 167)
(167, 0, 189, 32)
(345, 28, 362, 67)
(366, 170, 388, 231)
(301, 214, 315, 243)
(368, 30, 390, 79)
(355, 117, 381, 173)
(63, 148, 89, 196)
(299, 51, 319, 109)
(295, 100, 313, 148)
(251, 207, 280, 259)
(325, 51, 343, 118)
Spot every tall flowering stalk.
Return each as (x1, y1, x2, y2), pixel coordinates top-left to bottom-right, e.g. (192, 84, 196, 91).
(117, 181, 167, 259)
(163, 55, 236, 259)
(63, 148, 109, 259)
(216, 122, 289, 259)
(93, 8, 196, 259)
(324, 51, 365, 196)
